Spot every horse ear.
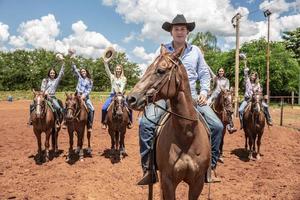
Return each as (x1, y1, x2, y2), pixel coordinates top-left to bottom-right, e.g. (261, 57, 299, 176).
(32, 89, 36, 95)
(160, 44, 168, 55)
(122, 91, 126, 96)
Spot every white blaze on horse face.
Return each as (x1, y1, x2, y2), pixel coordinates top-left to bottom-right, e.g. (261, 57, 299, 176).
(36, 96, 42, 116)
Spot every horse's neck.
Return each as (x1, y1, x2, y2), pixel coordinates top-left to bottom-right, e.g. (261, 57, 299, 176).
(214, 94, 224, 112)
(169, 90, 198, 129)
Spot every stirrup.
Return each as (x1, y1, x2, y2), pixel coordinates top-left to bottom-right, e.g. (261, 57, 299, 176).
(137, 170, 158, 185)
(127, 122, 133, 129)
(101, 124, 107, 130)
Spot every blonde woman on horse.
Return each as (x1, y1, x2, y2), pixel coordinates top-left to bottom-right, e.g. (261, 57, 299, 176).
(137, 14, 224, 185)
(208, 67, 237, 133)
(239, 67, 273, 129)
(101, 58, 133, 130)
(68, 49, 95, 133)
(29, 54, 65, 129)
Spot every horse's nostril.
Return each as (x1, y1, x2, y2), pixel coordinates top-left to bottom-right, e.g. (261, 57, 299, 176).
(127, 95, 137, 105)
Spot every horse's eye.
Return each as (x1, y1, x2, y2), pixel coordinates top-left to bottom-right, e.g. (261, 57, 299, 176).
(156, 68, 166, 75)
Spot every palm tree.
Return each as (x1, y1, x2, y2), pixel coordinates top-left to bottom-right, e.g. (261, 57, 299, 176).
(188, 31, 219, 53)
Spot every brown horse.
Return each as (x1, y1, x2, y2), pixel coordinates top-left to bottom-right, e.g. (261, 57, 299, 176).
(65, 93, 90, 162)
(31, 90, 60, 163)
(106, 92, 129, 158)
(127, 46, 210, 200)
(211, 88, 234, 161)
(243, 92, 265, 160)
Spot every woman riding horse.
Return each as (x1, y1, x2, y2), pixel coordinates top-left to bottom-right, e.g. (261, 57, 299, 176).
(101, 52, 132, 130)
(239, 67, 273, 129)
(207, 67, 237, 133)
(69, 49, 95, 134)
(29, 54, 65, 129)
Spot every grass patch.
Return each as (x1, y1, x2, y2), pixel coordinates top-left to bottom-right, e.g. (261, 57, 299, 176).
(0, 91, 110, 103)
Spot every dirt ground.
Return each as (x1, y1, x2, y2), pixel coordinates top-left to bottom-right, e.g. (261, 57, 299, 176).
(0, 100, 299, 200)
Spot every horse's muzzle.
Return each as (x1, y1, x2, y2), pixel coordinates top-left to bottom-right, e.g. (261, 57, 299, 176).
(126, 94, 146, 111)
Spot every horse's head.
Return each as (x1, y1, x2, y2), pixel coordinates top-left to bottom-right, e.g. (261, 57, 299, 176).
(127, 45, 185, 111)
(220, 87, 234, 113)
(251, 92, 263, 114)
(113, 92, 126, 119)
(32, 89, 47, 119)
(65, 93, 80, 121)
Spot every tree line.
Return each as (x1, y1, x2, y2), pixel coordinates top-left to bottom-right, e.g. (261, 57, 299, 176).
(0, 28, 299, 96)
(0, 50, 141, 92)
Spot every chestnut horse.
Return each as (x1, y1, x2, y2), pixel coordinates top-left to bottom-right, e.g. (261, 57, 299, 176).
(127, 46, 210, 200)
(65, 93, 90, 162)
(106, 92, 129, 158)
(210, 88, 234, 161)
(243, 92, 265, 160)
(31, 91, 61, 163)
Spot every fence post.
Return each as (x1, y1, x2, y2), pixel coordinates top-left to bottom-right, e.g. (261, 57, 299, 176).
(291, 92, 294, 109)
(280, 97, 284, 126)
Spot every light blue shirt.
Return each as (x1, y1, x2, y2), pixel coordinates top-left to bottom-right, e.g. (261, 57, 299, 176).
(162, 42, 211, 98)
(72, 64, 93, 97)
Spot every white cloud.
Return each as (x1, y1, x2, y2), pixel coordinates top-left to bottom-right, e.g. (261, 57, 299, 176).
(18, 14, 59, 50)
(132, 46, 157, 74)
(132, 46, 156, 62)
(4, 14, 121, 59)
(123, 32, 136, 43)
(103, 0, 300, 53)
(9, 36, 26, 48)
(0, 22, 10, 42)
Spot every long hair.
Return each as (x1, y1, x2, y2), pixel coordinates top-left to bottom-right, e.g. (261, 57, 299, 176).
(216, 67, 226, 78)
(80, 68, 92, 79)
(114, 64, 125, 79)
(250, 72, 260, 85)
(47, 68, 58, 79)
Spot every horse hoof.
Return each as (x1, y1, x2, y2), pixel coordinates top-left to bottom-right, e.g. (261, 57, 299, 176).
(80, 158, 84, 162)
(86, 148, 92, 155)
(75, 147, 80, 154)
(256, 154, 261, 160)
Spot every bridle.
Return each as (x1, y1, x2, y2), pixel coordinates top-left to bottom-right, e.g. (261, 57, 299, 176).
(65, 98, 81, 121)
(33, 95, 47, 118)
(113, 94, 125, 118)
(143, 54, 198, 124)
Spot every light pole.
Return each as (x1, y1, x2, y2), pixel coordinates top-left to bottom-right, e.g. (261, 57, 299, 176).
(232, 13, 241, 117)
(264, 9, 272, 104)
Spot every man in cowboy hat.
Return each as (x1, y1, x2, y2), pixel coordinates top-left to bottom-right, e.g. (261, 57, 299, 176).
(137, 14, 224, 185)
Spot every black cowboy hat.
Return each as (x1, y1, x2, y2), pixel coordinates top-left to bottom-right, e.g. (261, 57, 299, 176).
(162, 14, 195, 32)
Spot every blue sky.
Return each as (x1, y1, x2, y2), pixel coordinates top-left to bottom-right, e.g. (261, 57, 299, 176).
(0, 0, 299, 69)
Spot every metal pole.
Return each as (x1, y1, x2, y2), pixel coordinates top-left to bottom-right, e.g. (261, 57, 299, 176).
(292, 91, 294, 108)
(234, 13, 241, 117)
(280, 97, 283, 126)
(266, 14, 271, 104)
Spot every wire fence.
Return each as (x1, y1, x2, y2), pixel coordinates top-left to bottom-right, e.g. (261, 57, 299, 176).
(269, 96, 300, 130)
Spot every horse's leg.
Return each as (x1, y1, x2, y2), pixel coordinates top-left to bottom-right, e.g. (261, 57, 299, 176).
(44, 130, 51, 162)
(86, 127, 92, 155)
(248, 134, 254, 160)
(115, 131, 120, 152)
(218, 128, 226, 163)
(120, 131, 127, 157)
(188, 176, 205, 200)
(160, 173, 176, 200)
(66, 130, 74, 162)
(34, 130, 42, 162)
(78, 127, 85, 161)
(244, 132, 248, 151)
(256, 132, 263, 160)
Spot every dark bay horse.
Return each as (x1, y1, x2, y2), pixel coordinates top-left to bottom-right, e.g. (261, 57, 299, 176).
(210, 88, 234, 161)
(65, 93, 90, 162)
(106, 92, 129, 158)
(243, 92, 265, 160)
(127, 46, 210, 200)
(31, 90, 60, 162)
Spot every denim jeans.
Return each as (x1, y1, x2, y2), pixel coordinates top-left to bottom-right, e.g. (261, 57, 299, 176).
(139, 100, 223, 170)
